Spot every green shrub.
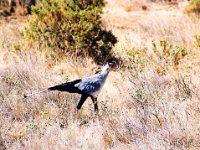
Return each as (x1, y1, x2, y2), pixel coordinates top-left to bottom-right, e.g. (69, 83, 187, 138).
(184, 0, 200, 14)
(152, 40, 187, 71)
(23, 0, 117, 63)
(126, 40, 187, 73)
(126, 47, 147, 71)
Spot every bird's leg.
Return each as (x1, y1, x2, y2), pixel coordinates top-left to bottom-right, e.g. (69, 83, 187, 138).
(77, 94, 88, 110)
(91, 96, 98, 112)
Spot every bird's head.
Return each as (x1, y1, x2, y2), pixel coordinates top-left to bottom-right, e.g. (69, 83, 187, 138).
(106, 58, 119, 71)
(97, 57, 120, 74)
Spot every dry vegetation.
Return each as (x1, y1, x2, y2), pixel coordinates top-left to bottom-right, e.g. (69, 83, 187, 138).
(1, 0, 200, 149)
(0, 0, 30, 16)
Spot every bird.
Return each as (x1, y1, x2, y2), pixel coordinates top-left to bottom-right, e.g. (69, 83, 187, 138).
(47, 59, 118, 112)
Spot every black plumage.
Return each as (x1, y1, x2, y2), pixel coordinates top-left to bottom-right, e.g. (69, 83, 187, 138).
(48, 79, 82, 94)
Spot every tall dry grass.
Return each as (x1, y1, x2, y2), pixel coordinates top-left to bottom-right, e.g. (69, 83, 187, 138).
(0, 0, 200, 149)
(0, 0, 30, 16)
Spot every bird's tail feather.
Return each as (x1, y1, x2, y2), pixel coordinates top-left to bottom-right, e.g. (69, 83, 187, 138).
(48, 84, 67, 91)
(24, 89, 48, 98)
(48, 79, 82, 93)
(24, 79, 82, 99)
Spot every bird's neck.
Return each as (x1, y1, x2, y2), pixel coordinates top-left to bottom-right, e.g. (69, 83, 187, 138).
(100, 63, 110, 76)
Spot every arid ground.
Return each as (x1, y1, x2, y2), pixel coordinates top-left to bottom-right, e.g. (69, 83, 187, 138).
(1, 0, 200, 149)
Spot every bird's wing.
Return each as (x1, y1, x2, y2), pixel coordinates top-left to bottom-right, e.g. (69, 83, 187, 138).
(76, 76, 102, 95)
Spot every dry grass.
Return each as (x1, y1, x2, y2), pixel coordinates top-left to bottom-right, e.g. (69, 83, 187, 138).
(1, 0, 200, 149)
(0, 0, 29, 16)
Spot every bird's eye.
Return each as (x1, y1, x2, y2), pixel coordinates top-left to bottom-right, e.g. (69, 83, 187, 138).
(108, 63, 113, 66)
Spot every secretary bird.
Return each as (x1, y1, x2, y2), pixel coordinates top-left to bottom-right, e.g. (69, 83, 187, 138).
(48, 59, 117, 112)
(25, 59, 118, 112)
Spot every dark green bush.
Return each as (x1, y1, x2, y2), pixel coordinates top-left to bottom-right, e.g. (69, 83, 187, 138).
(23, 0, 117, 63)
